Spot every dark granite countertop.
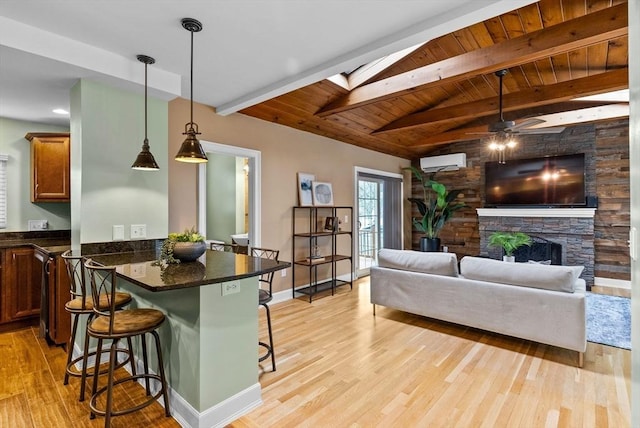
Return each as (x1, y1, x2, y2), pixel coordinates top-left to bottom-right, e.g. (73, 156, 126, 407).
(88, 250, 290, 292)
(0, 238, 71, 256)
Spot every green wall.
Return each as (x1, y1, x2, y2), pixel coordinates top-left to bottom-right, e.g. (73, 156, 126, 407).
(70, 80, 169, 245)
(0, 117, 71, 232)
(206, 152, 238, 242)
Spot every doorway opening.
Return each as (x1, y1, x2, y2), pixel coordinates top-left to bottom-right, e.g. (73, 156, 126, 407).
(198, 141, 261, 248)
(355, 167, 403, 276)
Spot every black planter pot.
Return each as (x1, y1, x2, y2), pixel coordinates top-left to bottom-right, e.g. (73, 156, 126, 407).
(419, 237, 441, 252)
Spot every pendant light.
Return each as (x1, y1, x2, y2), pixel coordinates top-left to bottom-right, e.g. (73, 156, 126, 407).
(132, 54, 160, 170)
(175, 18, 207, 163)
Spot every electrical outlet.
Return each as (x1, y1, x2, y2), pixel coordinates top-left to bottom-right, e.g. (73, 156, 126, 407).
(131, 224, 147, 239)
(281, 269, 287, 277)
(222, 282, 241, 296)
(28, 220, 48, 231)
(113, 225, 125, 241)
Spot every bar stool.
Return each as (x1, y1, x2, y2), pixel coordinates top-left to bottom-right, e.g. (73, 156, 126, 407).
(84, 259, 171, 426)
(251, 247, 279, 372)
(61, 250, 135, 402)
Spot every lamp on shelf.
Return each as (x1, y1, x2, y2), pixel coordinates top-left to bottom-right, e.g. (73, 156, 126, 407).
(131, 54, 160, 171)
(175, 17, 208, 163)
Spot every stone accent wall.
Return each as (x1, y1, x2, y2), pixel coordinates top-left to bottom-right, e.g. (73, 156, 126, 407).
(478, 215, 595, 287)
(408, 119, 630, 282)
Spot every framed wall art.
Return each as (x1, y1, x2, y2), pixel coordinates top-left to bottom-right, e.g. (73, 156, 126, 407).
(297, 172, 315, 206)
(312, 182, 334, 206)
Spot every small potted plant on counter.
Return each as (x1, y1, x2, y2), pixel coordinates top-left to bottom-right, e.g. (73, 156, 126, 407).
(487, 231, 532, 262)
(157, 227, 206, 264)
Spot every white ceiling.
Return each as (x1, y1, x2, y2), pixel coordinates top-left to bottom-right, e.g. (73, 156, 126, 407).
(0, 0, 535, 127)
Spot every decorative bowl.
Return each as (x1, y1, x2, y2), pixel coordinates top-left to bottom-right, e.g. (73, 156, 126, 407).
(172, 241, 206, 262)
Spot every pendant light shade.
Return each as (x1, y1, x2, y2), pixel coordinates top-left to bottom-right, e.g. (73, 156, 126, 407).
(175, 18, 207, 163)
(132, 54, 160, 170)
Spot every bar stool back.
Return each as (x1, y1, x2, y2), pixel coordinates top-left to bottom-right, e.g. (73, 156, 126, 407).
(61, 250, 134, 402)
(84, 259, 171, 426)
(251, 247, 279, 372)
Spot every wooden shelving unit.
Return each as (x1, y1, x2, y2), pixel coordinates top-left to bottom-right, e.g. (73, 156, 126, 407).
(292, 206, 353, 302)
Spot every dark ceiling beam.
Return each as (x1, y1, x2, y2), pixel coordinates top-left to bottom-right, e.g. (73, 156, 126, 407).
(315, 2, 627, 117)
(372, 69, 628, 134)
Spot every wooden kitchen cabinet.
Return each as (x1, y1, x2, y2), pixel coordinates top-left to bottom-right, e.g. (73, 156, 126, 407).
(40, 252, 71, 345)
(2, 247, 42, 322)
(25, 132, 70, 202)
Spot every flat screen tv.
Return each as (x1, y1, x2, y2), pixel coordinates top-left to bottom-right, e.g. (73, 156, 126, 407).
(485, 153, 586, 207)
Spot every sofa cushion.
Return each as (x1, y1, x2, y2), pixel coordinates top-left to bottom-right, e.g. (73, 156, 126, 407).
(459, 256, 583, 293)
(378, 249, 459, 277)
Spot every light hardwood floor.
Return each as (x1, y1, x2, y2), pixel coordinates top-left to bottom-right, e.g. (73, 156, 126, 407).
(0, 278, 631, 427)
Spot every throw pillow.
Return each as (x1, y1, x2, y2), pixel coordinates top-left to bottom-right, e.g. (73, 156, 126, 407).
(378, 249, 459, 277)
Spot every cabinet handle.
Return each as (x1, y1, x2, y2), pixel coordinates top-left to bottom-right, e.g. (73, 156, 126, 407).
(45, 259, 52, 275)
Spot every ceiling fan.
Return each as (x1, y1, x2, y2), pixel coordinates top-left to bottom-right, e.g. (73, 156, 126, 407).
(476, 69, 566, 136)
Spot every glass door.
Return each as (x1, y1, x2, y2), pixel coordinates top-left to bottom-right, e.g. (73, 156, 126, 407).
(356, 169, 402, 276)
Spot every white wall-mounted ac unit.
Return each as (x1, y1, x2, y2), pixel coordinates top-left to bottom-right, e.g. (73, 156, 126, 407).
(419, 153, 467, 172)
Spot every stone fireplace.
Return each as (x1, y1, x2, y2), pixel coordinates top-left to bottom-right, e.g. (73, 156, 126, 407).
(477, 208, 595, 288)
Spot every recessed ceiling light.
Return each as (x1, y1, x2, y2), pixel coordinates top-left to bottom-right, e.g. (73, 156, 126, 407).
(52, 108, 69, 115)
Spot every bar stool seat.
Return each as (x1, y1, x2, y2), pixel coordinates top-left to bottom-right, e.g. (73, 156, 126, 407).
(85, 259, 170, 427)
(89, 308, 165, 336)
(61, 250, 135, 402)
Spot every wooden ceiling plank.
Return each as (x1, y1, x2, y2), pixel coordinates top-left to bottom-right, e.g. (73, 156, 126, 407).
(373, 68, 627, 134)
(535, 58, 558, 85)
(500, 10, 527, 39)
(315, 2, 628, 117)
(550, 53, 572, 82)
(587, 42, 610, 76)
(606, 36, 628, 70)
(517, 3, 544, 32)
(569, 48, 589, 79)
(538, 0, 565, 27)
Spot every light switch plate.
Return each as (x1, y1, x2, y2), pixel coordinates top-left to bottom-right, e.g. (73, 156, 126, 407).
(131, 224, 147, 239)
(113, 225, 125, 241)
(28, 219, 48, 231)
(222, 282, 241, 296)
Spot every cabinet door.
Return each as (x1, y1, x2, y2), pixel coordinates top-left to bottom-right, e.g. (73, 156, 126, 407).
(49, 256, 71, 345)
(27, 133, 70, 202)
(4, 247, 42, 321)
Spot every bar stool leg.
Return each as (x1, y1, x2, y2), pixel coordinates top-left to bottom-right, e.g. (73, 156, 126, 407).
(90, 338, 103, 420)
(63, 313, 80, 385)
(141, 334, 151, 395)
(126, 337, 137, 377)
(104, 338, 119, 428)
(151, 330, 171, 417)
(265, 303, 276, 372)
(79, 321, 92, 402)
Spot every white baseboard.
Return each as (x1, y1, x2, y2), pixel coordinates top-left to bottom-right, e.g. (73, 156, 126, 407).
(271, 273, 356, 305)
(594, 276, 631, 290)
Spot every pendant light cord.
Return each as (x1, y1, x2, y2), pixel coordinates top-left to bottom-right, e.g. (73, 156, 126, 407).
(144, 61, 148, 143)
(189, 28, 194, 128)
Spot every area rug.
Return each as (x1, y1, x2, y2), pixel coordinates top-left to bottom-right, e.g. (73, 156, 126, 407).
(586, 292, 631, 350)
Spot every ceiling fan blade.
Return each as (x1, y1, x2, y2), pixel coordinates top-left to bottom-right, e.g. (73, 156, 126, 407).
(516, 126, 566, 134)
(512, 118, 546, 130)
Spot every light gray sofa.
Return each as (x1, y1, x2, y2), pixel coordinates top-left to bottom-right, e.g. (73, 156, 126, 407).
(370, 249, 586, 366)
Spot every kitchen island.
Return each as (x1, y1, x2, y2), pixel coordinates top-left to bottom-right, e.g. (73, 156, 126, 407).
(87, 249, 289, 428)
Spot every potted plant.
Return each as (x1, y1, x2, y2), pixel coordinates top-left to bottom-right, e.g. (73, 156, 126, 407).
(157, 227, 206, 264)
(487, 231, 532, 262)
(404, 166, 466, 252)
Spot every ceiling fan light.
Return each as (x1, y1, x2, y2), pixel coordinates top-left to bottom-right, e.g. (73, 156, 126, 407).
(506, 139, 517, 148)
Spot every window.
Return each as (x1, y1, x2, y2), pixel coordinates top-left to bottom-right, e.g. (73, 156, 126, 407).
(0, 154, 7, 228)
